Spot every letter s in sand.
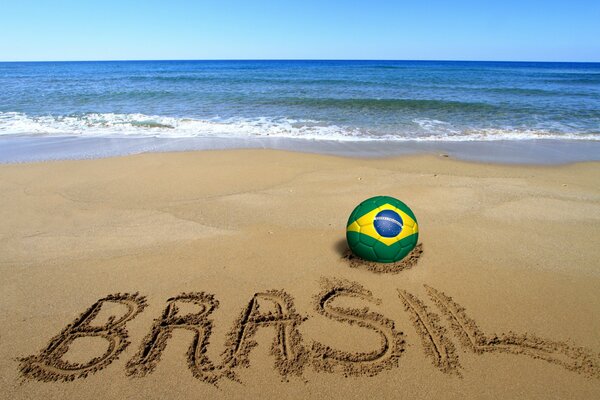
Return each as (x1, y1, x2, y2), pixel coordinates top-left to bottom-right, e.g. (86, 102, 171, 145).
(311, 278, 405, 376)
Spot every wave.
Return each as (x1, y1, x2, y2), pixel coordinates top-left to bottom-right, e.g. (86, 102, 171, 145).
(125, 75, 370, 86)
(0, 112, 597, 142)
(266, 98, 498, 112)
(544, 76, 600, 84)
(482, 87, 564, 96)
(0, 112, 364, 141)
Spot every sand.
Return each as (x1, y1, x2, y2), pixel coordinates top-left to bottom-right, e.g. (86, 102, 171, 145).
(0, 149, 599, 399)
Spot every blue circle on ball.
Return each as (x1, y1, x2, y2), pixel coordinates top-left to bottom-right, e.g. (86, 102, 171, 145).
(373, 210, 403, 237)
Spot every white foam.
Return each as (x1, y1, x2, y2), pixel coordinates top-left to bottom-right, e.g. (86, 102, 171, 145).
(0, 112, 598, 142)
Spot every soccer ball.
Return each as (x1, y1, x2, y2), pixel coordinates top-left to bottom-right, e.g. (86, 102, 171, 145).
(346, 196, 419, 263)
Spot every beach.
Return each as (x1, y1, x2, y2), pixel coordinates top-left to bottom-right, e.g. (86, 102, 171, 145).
(1, 149, 599, 399)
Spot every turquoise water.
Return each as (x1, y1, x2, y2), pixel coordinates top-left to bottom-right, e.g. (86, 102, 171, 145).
(1, 60, 599, 142)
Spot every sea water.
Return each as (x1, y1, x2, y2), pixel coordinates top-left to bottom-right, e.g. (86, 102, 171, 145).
(1, 60, 599, 162)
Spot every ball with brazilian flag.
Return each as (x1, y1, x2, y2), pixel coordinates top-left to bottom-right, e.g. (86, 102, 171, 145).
(346, 196, 419, 263)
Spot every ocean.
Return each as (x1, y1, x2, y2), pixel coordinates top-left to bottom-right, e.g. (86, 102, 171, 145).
(1, 60, 599, 162)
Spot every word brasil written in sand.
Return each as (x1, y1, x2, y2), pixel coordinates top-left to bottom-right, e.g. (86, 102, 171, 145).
(19, 278, 600, 383)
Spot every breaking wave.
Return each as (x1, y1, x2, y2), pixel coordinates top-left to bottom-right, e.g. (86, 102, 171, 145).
(0, 112, 598, 142)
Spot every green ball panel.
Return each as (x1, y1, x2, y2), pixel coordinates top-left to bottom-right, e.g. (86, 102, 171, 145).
(394, 233, 419, 261)
(346, 231, 372, 261)
(346, 230, 360, 247)
(354, 241, 377, 261)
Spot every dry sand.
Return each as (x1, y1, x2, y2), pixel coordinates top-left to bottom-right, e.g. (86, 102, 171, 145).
(0, 149, 599, 399)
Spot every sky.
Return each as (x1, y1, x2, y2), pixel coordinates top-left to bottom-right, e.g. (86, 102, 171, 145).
(1, 0, 599, 62)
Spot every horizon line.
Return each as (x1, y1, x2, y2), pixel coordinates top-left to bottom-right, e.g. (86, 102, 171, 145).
(1, 58, 599, 64)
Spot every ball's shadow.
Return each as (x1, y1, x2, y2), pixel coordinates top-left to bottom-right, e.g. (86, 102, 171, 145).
(333, 238, 350, 257)
(334, 238, 423, 274)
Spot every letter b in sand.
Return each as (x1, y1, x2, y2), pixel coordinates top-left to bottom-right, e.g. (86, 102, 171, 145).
(19, 293, 147, 382)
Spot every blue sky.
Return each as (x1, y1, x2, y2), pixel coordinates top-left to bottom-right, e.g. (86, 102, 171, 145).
(1, 0, 599, 62)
